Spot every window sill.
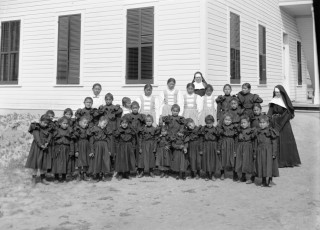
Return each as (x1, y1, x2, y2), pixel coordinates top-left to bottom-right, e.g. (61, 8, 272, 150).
(296, 85, 303, 87)
(257, 84, 267, 87)
(54, 85, 84, 88)
(0, 84, 22, 88)
(122, 84, 159, 88)
(229, 84, 242, 87)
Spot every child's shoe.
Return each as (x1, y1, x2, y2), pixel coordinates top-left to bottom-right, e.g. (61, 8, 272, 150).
(220, 174, 225, 180)
(233, 172, 239, 182)
(40, 174, 50, 185)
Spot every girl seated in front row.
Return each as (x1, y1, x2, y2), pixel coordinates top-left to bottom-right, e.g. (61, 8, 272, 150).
(182, 83, 203, 126)
(25, 114, 52, 185)
(88, 116, 112, 182)
(254, 115, 279, 187)
(138, 115, 159, 178)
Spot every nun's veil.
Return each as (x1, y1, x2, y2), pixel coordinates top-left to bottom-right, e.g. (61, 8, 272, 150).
(272, 85, 295, 116)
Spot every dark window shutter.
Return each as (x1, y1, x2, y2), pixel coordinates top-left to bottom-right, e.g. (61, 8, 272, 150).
(126, 7, 154, 84)
(297, 41, 302, 85)
(230, 12, 240, 84)
(0, 20, 20, 84)
(57, 14, 80, 84)
(259, 25, 267, 84)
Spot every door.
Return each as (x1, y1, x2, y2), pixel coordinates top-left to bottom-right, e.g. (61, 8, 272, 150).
(282, 33, 291, 97)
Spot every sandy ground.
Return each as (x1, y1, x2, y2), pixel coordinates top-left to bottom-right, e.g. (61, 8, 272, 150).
(0, 112, 319, 230)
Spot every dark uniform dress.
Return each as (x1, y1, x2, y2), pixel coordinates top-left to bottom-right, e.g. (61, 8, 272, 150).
(216, 95, 235, 122)
(46, 120, 58, 171)
(114, 127, 136, 173)
(138, 126, 159, 173)
(25, 123, 52, 170)
(52, 127, 74, 174)
(235, 127, 255, 175)
(218, 124, 238, 171)
(237, 92, 263, 118)
(155, 134, 171, 171)
(171, 135, 188, 173)
(88, 126, 112, 174)
(251, 114, 264, 129)
(227, 107, 244, 126)
(162, 115, 185, 136)
(73, 125, 90, 169)
(267, 103, 301, 167)
(200, 126, 221, 174)
(96, 104, 123, 157)
(254, 127, 279, 178)
(185, 126, 203, 172)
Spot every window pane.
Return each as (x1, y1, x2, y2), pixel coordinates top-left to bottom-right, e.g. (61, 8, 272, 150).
(127, 47, 138, 80)
(1, 22, 10, 52)
(10, 21, 20, 52)
(141, 46, 153, 79)
(9, 53, 19, 81)
(0, 54, 9, 81)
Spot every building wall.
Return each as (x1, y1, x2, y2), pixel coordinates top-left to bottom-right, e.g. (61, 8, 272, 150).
(207, 0, 309, 104)
(0, 0, 201, 112)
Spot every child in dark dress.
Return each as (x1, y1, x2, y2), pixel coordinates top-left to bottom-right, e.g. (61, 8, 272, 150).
(171, 130, 188, 180)
(161, 104, 186, 137)
(200, 115, 221, 181)
(235, 115, 255, 184)
(64, 108, 76, 127)
(73, 116, 90, 181)
(254, 115, 279, 187)
(25, 114, 52, 185)
(185, 118, 203, 179)
(251, 103, 264, 129)
(88, 116, 112, 182)
(52, 116, 75, 183)
(216, 84, 234, 123)
(237, 83, 263, 118)
(228, 97, 244, 126)
(64, 108, 76, 177)
(155, 125, 171, 178)
(114, 117, 136, 180)
(218, 113, 238, 181)
(75, 97, 97, 127)
(137, 115, 159, 178)
(45, 110, 57, 173)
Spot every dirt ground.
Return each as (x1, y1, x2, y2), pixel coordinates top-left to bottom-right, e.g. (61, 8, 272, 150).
(0, 112, 319, 230)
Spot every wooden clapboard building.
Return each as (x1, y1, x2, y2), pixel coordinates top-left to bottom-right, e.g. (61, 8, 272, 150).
(0, 0, 318, 113)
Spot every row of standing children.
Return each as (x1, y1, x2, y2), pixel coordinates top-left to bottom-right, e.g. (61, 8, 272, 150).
(26, 79, 279, 187)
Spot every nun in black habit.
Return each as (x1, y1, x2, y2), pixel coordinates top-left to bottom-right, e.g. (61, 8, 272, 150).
(267, 85, 301, 168)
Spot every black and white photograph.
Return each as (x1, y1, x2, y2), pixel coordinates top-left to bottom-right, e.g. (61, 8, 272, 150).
(0, 0, 319, 229)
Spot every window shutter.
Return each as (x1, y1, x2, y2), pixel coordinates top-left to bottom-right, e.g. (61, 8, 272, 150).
(259, 25, 266, 84)
(57, 16, 69, 84)
(297, 41, 302, 85)
(230, 12, 240, 84)
(141, 7, 153, 80)
(68, 14, 81, 84)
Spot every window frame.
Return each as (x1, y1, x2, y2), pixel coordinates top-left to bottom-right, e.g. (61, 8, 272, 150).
(297, 41, 302, 85)
(126, 7, 154, 85)
(0, 20, 20, 85)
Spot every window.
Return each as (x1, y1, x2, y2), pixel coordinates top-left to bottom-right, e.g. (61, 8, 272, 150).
(230, 12, 240, 84)
(297, 41, 302, 85)
(0, 20, 20, 85)
(126, 7, 154, 84)
(57, 14, 81, 84)
(259, 25, 266, 84)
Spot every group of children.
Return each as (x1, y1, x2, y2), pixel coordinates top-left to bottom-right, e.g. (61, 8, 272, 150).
(26, 78, 279, 187)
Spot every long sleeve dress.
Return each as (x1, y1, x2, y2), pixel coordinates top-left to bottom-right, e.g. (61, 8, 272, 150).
(235, 127, 255, 175)
(159, 88, 184, 116)
(251, 114, 264, 129)
(254, 127, 279, 178)
(73, 125, 90, 169)
(25, 123, 52, 171)
(218, 124, 238, 171)
(138, 126, 159, 172)
(171, 135, 188, 173)
(237, 92, 263, 118)
(184, 126, 203, 172)
(227, 107, 244, 126)
(267, 103, 301, 167)
(155, 134, 171, 171)
(182, 93, 203, 126)
(52, 127, 74, 174)
(88, 126, 112, 174)
(216, 94, 234, 122)
(75, 107, 98, 127)
(162, 115, 185, 136)
(114, 127, 136, 173)
(200, 125, 221, 174)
